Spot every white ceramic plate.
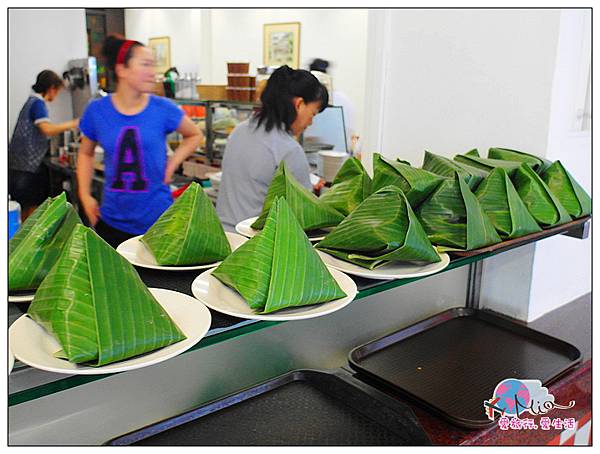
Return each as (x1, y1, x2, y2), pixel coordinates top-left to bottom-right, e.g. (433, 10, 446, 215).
(316, 250, 450, 280)
(235, 216, 330, 242)
(191, 268, 357, 321)
(116, 231, 247, 271)
(9, 346, 15, 375)
(8, 293, 35, 304)
(8, 288, 211, 375)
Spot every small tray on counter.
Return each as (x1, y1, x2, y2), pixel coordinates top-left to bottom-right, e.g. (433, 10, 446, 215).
(448, 216, 590, 258)
(107, 369, 431, 446)
(348, 307, 582, 428)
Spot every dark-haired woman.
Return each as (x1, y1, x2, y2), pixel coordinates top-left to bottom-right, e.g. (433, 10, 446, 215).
(9, 70, 79, 220)
(216, 65, 328, 231)
(77, 36, 203, 248)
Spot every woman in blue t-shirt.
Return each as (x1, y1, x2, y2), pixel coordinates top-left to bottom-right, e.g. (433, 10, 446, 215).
(9, 70, 79, 220)
(77, 36, 203, 247)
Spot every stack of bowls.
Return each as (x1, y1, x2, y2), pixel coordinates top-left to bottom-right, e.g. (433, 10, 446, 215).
(318, 151, 349, 183)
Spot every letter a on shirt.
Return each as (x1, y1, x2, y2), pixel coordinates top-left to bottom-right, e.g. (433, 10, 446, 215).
(110, 126, 149, 192)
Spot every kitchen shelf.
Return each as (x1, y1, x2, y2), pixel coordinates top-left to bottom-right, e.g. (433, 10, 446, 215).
(174, 99, 257, 164)
(8, 216, 589, 407)
(173, 98, 326, 165)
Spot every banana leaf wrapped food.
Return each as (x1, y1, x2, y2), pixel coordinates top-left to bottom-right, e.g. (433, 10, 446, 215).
(486, 149, 590, 219)
(319, 157, 372, 216)
(316, 186, 441, 269)
(540, 161, 591, 219)
(9, 192, 82, 291)
(473, 168, 542, 239)
(213, 197, 347, 314)
(372, 153, 444, 206)
(512, 163, 572, 228)
(27, 225, 186, 366)
(487, 147, 552, 174)
(251, 161, 344, 231)
(141, 182, 231, 265)
(422, 150, 488, 190)
(415, 172, 502, 251)
(454, 149, 522, 177)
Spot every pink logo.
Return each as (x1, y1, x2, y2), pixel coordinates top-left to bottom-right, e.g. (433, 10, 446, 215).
(484, 378, 575, 421)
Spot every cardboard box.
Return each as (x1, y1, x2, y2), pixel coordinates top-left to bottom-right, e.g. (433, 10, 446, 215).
(196, 85, 227, 101)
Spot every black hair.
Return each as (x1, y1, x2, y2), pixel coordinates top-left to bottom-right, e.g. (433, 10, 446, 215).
(309, 58, 330, 74)
(31, 70, 64, 94)
(255, 65, 329, 133)
(101, 35, 144, 73)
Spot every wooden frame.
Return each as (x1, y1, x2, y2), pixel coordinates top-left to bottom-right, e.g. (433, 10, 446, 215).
(148, 36, 171, 75)
(263, 22, 301, 69)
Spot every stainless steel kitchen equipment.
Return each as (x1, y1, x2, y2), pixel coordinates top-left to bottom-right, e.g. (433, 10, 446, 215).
(63, 57, 98, 118)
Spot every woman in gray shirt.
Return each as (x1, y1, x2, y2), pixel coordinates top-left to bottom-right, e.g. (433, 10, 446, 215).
(217, 65, 328, 231)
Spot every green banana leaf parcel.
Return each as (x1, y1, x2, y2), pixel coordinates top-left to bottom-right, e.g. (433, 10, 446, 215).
(28, 225, 186, 366)
(541, 161, 591, 219)
(454, 149, 523, 177)
(372, 153, 444, 207)
(9, 192, 82, 291)
(474, 168, 542, 239)
(319, 157, 372, 216)
(316, 186, 440, 269)
(141, 182, 231, 265)
(487, 147, 552, 174)
(415, 172, 502, 251)
(213, 197, 347, 314)
(512, 163, 572, 228)
(422, 150, 488, 190)
(251, 161, 344, 231)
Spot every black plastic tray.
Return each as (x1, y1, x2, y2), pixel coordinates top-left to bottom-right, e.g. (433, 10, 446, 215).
(348, 308, 581, 429)
(107, 369, 431, 446)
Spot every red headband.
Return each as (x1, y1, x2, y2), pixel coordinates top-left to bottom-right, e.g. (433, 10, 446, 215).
(116, 40, 136, 65)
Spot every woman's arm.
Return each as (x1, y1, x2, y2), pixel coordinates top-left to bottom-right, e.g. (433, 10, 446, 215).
(76, 136, 100, 226)
(164, 116, 204, 184)
(37, 118, 79, 137)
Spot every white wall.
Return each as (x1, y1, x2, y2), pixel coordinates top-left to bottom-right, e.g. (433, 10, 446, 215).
(209, 9, 368, 135)
(125, 9, 207, 77)
(8, 9, 87, 137)
(527, 9, 592, 321)
(362, 9, 561, 167)
(363, 9, 591, 321)
(125, 9, 368, 137)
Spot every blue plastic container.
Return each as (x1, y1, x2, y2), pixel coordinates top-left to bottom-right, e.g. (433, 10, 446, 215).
(8, 200, 21, 239)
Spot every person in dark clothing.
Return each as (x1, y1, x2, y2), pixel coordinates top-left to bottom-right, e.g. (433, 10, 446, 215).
(9, 70, 79, 220)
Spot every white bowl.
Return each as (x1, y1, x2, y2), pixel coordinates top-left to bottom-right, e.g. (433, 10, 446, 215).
(318, 151, 346, 158)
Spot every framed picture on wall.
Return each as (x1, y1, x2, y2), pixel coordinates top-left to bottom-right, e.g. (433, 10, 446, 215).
(263, 22, 301, 69)
(148, 36, 171, 75)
